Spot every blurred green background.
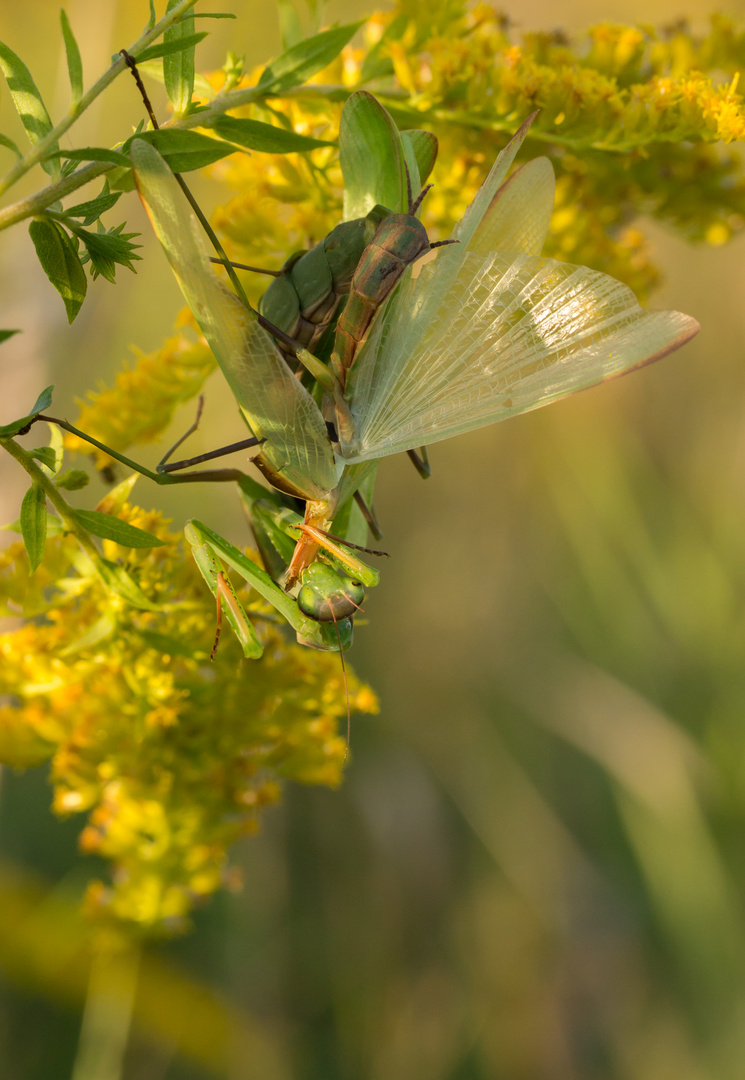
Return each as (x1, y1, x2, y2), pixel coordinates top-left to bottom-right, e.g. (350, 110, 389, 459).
(3, 0, 745, 1078)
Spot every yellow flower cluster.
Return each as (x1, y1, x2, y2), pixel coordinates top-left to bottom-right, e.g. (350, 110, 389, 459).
(0, 503, 377, 932)
(386, 4, 745, 148)
(6, 2, 743, 938)
(65, 330, 216, 468)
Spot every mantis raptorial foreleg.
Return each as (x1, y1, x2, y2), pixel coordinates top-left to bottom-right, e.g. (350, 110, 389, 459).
(184, 519, 366, 653)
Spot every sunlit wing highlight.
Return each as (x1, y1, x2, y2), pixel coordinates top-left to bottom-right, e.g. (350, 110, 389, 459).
(471, 157, 555, 257)
(340, 250, 699, 464)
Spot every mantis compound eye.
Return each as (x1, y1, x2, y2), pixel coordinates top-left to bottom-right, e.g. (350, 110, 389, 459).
(297, 564, 365, 622)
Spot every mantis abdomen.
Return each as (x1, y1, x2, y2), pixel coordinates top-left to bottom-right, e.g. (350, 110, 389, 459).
(331, 213, 431, 387)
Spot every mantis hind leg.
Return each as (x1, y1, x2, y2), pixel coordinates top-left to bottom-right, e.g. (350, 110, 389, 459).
(156, 395, 262, 475)
(353, 490, 383, 540)
(407, 446, 431, 479)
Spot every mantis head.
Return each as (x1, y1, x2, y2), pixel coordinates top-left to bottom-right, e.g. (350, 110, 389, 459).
(297, 562, 365, 622)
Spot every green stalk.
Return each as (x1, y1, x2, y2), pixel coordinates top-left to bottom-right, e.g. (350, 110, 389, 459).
(1, 435, 107, 565)
(0, 75, 284, 233)
(71, 942, 141, 1080)
(0, 0, 199, 199)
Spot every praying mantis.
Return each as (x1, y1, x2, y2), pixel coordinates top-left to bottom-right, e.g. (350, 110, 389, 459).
(131, 90, 699, 658)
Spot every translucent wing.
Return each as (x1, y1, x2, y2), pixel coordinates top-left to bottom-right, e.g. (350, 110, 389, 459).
(470, 157, 555, 256)
(131, 140, 338, 500)
(339, 249, 699, 464)
(400, 115, 542, 322)
(453, 112, 539, 249)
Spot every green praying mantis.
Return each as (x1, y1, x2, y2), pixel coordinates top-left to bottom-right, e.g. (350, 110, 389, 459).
(129, 90, 699, 659)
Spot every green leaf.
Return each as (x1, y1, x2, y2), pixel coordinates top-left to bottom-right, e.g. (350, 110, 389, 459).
(0, 384, 54, 437)
(64, 185, 122, 225)
(49, 146, 131, 167)
(97, 559, 159, 611)
(164, 0, 195, 113)
(60, 10, 83, 106)
(20, 483, 47, 572)
(29, 445, 58, 471)
(148, 0, 156, 30)
(28, 219, 87, 323)
(74, 509, 167, 548)
(193, 11, 236, 18)
(128, 129, 240, 173)
(340, 90, 408, 219)
(136, 32, 208, 64)
(137, 629, 197, 658)
(209, 115, 334, 153)
(55, 468, 89, 491)
(28, 385, 54, 415)
(3, 512, 65, 538)
(59, 614, 116, 656)
(358, 13, 406, 83)
(258, 20, 364, 94)
(221, 51, 244, 91)
(0, 132, 21, 158)
(0, 329, 19, 345)
(277, 0, 303, 49)
(73, 223, 141, 283)
(0, 41, 59, 178)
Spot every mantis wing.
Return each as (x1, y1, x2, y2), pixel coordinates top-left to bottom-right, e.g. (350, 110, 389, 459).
(469, 156, 555, 257)
(131, 139, 338, 501)
(339, 248, 699, 464)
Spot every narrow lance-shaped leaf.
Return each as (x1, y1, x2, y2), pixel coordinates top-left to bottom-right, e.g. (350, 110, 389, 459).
(96, 560, 160, 611)
(258, 20, 364, 93)
(210, 115, 334, 153)
(74, 509, 167, 548)
(20, 483, 47, 572)
(49, 147, 131, 167)
(277, 0, 303, 49)
(136, 33, 207, 64)
(164, 0, 195, 113)
(0, 132, 22, 158)
(125, 128, 240, 173)
(0, 41, 59, 178)
(0, 329, 19, 345)
(64, 185, 123, 226)
(0, 384, 54, 438)
(28, 219, 87, 323)
(60, 10, 83, 106)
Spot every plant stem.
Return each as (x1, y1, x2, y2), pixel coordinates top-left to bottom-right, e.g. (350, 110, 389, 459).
(1, 435, 105, 563)
(71, 941, 141, 1080)
(0, 0, 199, 199)
(0, 77, 318, 232)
